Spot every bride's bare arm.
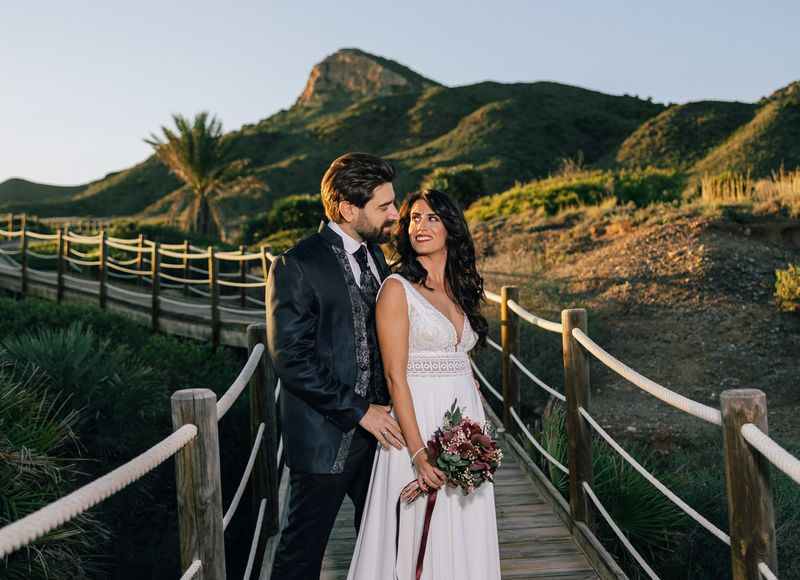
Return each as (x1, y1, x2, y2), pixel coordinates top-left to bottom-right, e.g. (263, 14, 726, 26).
(376, 279, 445, 490)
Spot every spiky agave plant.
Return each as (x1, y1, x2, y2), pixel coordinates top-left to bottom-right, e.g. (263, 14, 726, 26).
(145, 112, 265, 240)
(0, 358, 110, 579)
(538, 399, 687, 564)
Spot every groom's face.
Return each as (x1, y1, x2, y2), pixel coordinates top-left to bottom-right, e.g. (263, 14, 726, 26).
(353, 182, 399, 244)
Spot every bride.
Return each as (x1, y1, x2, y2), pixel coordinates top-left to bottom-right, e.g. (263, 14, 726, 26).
(347, 189, 501, 580)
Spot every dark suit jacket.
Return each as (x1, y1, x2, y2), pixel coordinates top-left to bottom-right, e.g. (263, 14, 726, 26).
(265, 223, 390, 473)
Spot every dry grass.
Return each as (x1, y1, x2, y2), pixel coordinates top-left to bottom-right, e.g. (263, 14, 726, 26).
(698, 167, 800, 216)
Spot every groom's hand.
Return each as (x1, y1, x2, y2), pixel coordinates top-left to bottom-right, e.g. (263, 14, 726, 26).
(359, 405, 406, 450)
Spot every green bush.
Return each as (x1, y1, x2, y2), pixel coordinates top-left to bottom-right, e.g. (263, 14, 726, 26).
(0, 297, 249, 579)
(234, 194, 322, 247)
(0, 359, 110, 579)
(539, 402, 686, 569)
(2, 323, 166, 463)
(775, 263, 800, 312)
(422, 164, 487, 208)
(465, 168, 683, 222)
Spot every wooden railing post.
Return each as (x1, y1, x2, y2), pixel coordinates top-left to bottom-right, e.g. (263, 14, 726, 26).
(20, 216, 28, 296)
(260, 245, 271, 312)
(56, 228, 65, 301)
(151, 242, 161, 332)
(561, 308, 595, 530)
(64, 226, 71, 262)
(19, 213, 26, 249)
(183, 240, 190, 296)
(247, 324, 280, 572)
(721, 389, 777, 580)
(136, 234, 145, 286)
(171, 389, 227, 580)
(209, 247, 220, 347)
(239, 245, 247, 308)
(98, 230, 107, 309)
(500, 286, 520, 433)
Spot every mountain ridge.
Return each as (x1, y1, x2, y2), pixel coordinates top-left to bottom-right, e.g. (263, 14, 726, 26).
(2, 48, 797, 221)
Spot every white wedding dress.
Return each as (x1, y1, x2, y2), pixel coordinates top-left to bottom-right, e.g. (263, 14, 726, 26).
(347, 274, 501, 580)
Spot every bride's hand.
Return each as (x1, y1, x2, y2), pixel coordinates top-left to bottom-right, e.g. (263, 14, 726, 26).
(413, 450, 445, 492)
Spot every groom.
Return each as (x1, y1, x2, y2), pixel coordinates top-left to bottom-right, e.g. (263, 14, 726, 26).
(266, 152, 406, 579)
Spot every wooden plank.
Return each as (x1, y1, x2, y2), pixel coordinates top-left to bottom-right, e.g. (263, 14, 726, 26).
(261, 442, 602, 579)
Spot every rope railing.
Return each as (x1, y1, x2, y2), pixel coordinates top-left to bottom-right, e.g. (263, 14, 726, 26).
(178, 559, 202, 580)
(160, 271, 208, 285)
(0, 423, 198, 559)
(216, 343, 265, 420)
(223, 422, 265, 530)
(486, 337, 502, 352)
(579, 407, 731, 545)
(0, 248, 23, 256)
(571, 328, 723, 426)
(106, 262, 148, 276)
(470, 359, 503, 402)
(506, 299, 562, 333)
(65, 255, 101, 267)
(759, 562, 779, 580)
(64, 233, 101, 244)
(582, 481, 660, 580)
(107, 255, 140, 266)
(0, 229, 23, 237)
(215, 251, 265, 262)
(741, 423, 800, 485)
(484, 289, 501, 304)
(218, 279, 266, 288)
(244, 498, 268, 580)
(25, 249, 58, 259)
(68, 247, 96, 259)
(509, 406, 569, 475)
(510, 354, 565, 402)
(106, 235, 142, 244)
(24, 231, 58, 241)
(160, 247, 209, 260)
(106, 239, 150, 253)
(159, 261, 185, 270)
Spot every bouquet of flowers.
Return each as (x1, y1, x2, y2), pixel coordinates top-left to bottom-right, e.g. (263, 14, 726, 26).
(401, 399, 503, 503)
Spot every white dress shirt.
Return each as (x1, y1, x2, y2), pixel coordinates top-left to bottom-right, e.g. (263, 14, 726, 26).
(327, 221, 381, 288)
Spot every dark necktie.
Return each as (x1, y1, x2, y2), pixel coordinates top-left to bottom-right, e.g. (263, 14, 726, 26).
(354, 245, 380, 305)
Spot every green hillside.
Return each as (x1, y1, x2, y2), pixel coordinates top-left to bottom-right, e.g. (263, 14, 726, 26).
(613, 100, 757, 169)
(0, 178, 87, 205)
(0, 49, 663, 221)
(692, 82, 800, 178)
(2, 49, 797, 224)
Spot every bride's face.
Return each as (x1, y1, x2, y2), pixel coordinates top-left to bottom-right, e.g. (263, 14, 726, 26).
(408, 199, 447, 256)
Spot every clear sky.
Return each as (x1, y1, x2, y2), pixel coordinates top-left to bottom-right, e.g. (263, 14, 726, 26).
(1, 0, 798, 186)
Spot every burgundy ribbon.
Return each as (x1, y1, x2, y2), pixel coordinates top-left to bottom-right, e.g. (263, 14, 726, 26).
(395, 483, 438, 580)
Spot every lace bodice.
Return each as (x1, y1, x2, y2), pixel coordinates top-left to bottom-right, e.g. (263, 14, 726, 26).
(381, 274, 478, 355)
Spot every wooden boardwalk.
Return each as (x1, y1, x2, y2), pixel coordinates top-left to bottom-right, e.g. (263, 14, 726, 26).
(266, 450, 600, 579)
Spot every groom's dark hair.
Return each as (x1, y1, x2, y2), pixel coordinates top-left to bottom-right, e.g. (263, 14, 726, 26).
(321, 152, 396, 222)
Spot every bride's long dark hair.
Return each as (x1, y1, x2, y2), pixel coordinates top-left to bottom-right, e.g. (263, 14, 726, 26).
(391, 189, 488, 349)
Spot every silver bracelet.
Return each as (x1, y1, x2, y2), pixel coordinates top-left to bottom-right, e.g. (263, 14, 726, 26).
(410, 446, 427, 466)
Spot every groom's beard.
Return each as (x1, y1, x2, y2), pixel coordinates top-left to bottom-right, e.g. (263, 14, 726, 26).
(355, 216, 396, 245)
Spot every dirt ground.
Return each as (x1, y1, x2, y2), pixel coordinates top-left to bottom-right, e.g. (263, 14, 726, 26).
(475, 211, 800, 448)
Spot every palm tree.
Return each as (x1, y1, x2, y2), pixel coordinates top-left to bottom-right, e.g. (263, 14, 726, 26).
(146, 112, 262, 240)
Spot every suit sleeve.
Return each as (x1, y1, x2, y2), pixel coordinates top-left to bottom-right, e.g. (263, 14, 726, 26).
(266, 252, 370, 432)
